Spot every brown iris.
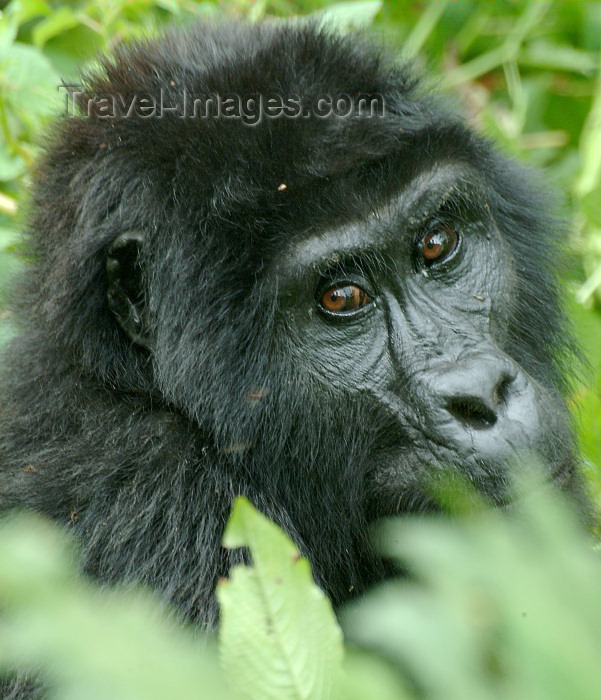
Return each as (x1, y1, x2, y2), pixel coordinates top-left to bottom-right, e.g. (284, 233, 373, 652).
(320, 284, 371, 313)
(421, 224, 458, 265)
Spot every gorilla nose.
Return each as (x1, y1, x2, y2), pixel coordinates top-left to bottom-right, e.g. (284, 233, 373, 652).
(444, 373, 513, 430)
(423, 352, 556, 475)
(435, 356, 518, 433)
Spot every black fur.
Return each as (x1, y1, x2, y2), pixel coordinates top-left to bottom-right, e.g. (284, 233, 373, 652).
(0, 21, 586, 695)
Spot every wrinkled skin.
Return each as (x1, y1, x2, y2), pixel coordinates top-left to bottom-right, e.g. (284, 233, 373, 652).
(0, 20, 587, 698)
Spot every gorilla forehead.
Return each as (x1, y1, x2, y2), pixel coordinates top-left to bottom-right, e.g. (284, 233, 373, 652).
(77, 21, 483, 218)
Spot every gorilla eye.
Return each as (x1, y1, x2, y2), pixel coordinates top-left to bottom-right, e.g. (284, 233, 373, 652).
(419, 224, 459, 266)
(320, 284, 372, 314)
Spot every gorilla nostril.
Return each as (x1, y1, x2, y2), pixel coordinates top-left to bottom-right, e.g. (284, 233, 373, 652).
(493, 374, 514, 407)
(446, 396, 498, 430)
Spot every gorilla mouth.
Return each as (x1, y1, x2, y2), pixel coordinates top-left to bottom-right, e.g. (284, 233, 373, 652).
(366, 449, 513, 517)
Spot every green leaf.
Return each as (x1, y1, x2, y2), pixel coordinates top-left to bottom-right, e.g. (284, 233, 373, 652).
(581, 187, 601, 228)
(0, 15, 18, 51)
(312, 1, 383, 33)
(337, 650, 413, 700)
(568, 299, 601, 485)
(0, 226, 19, 249)
(31, 6, 81, 49)
(5, 0, 51, 30)
(0, 143, 26, 182)
(521, 41, 597, 75)
(218, 497, 344, 700)
(0, 43, 61, 119)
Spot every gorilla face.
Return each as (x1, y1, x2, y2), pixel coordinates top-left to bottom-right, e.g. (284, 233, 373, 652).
(261, 164, 574, 515)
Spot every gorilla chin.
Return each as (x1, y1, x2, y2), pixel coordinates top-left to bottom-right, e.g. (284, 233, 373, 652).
(0, 18, 588, 666)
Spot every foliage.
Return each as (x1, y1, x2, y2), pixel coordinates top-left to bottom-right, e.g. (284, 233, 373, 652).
(218, 498, 344, 700)
(343, 473, 601, 700)
(0, 511, 230, 700)
(1, 481, 600, 699)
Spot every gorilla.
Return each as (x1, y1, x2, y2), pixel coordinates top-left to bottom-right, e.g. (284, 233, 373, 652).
(0, 18, 587, 670)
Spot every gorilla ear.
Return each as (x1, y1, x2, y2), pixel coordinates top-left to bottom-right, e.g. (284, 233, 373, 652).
(106, 231, 151, 349)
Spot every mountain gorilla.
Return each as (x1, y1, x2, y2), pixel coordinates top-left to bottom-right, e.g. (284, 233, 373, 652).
(0, 18, 587, 651)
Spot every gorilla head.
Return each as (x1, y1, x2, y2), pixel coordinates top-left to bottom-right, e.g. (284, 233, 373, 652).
(0, 21, 585, 624)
